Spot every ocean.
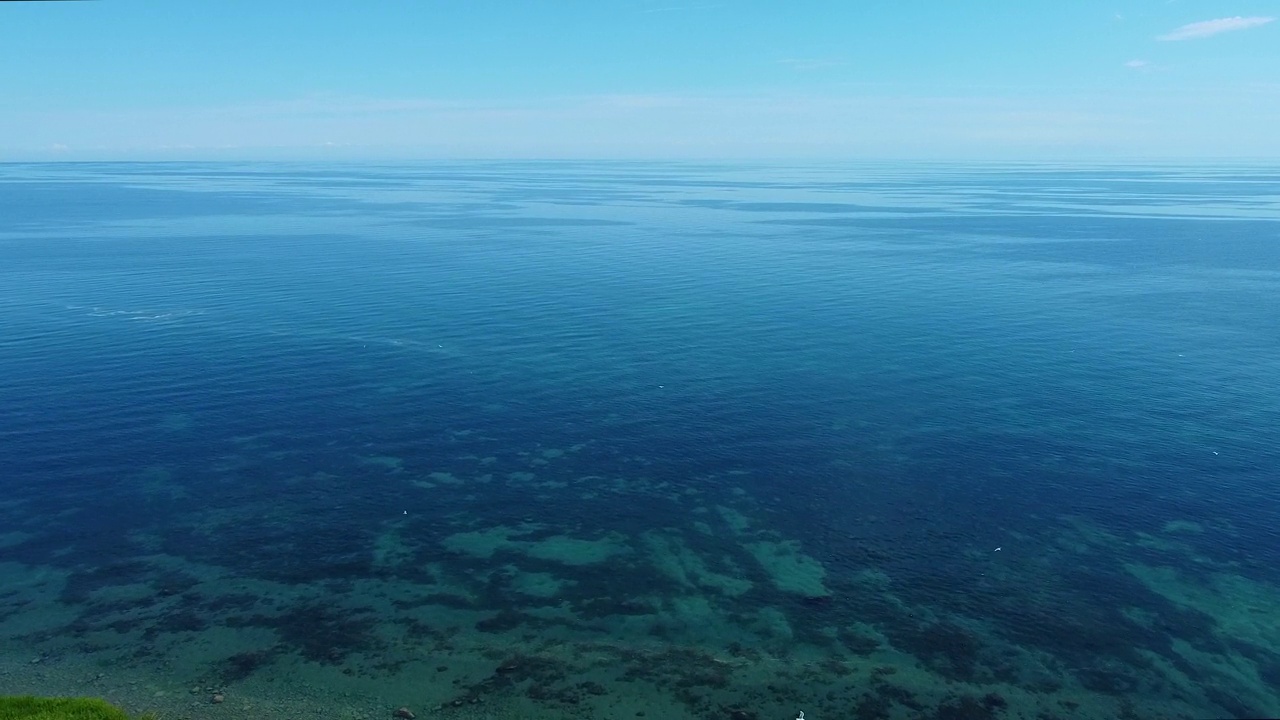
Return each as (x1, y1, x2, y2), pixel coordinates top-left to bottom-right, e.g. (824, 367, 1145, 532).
(1, 161, 1278, 720)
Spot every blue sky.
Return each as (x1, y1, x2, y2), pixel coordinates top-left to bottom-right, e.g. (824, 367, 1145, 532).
(1, 0, 1277, 160)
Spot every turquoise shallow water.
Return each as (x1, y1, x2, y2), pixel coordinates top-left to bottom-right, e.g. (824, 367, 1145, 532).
(1, 161, 1278, 719)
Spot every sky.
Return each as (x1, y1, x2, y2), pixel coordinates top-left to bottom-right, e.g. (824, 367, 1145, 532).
(1, 0, 1277, 161)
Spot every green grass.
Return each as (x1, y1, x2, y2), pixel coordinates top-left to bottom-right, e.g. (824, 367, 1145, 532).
(0, 697, 155, 720)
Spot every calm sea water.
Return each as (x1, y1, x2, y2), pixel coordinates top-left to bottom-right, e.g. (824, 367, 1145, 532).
(1, 161, 1278, 720)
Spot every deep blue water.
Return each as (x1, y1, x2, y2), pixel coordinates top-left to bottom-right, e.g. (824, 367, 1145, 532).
(1, 161, 1279, 719)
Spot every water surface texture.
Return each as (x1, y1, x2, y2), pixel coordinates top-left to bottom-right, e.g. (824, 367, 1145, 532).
(2, 162, 1279, 720)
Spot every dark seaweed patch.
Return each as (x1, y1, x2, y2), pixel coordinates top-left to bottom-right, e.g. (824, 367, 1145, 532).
(60, 560, 153, 604)
(152, 570, 200, 597)
(145, 608, 209, 637)
(885, 620, 983, 681)
(934, 693, 1008, 720)
(214, 646, 283, 683)
(226, 603, 380, 664)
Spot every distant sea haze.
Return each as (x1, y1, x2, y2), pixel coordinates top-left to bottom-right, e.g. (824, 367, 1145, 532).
(1, 161, 1278, 720)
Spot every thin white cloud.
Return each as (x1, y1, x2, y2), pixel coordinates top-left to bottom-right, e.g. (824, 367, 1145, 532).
(1157, 16, 1274, 40)
(1125, 60, 1149, 68)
